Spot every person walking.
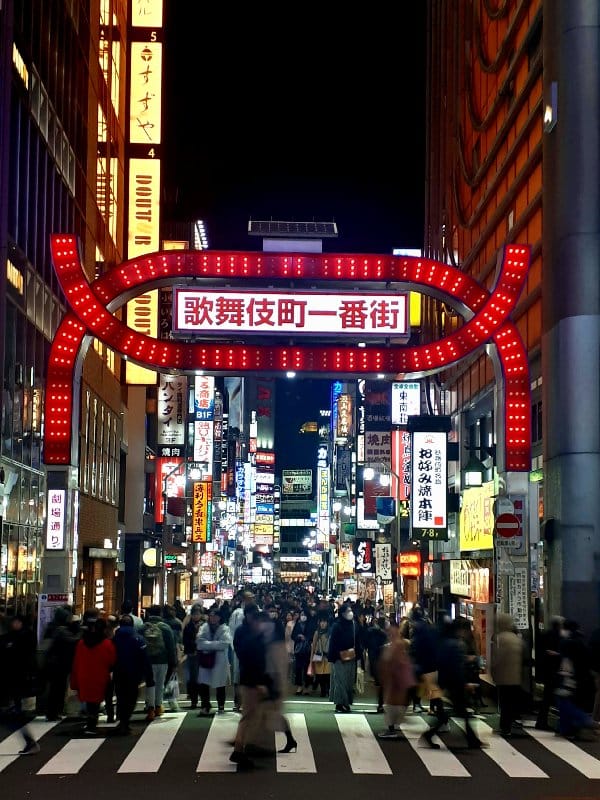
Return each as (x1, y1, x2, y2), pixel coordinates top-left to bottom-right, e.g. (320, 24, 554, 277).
(328, 603, 361, 713)
(141, 604, 178, 721)
(230, 603, 269, 770)
(555, 618, 597, 739)
(310, 614, 332, 698)
(229, 591, 255, 712)
(377, 620, 416, 738)
(182, 604, 203, 708)
(112, 614, 153, 734)
(367, 615, 389, 713)
(535, 615, 564, 730)
(291, 609, 313, 695)
(120, 600, 143, 631)
(196, 605, 232, 715)
(420, 619, 486, 749)
(39, 604, 79, 721)
(70, 616, 116, 734)
(0, 614, 40, 754)
(490, 612, 526, 738)
(260, 607, 297, 754)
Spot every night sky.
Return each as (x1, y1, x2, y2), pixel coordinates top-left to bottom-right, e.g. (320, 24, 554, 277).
(162, 3, 427, 255)
(161, 5, 427, 470)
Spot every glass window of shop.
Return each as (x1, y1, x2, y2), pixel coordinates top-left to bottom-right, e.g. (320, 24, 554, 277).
(0, 524, 41, 615)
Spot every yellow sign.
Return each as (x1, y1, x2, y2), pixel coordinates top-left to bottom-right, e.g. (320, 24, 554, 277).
(192, 481, 211, 543)
(254, 523, 273, 537)
(459, 482, 495, 551)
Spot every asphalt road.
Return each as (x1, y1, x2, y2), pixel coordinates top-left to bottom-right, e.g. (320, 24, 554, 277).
(2, 692, 600, 800)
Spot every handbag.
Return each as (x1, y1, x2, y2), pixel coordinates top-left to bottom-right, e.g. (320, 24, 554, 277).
(198, 649, 216, 669)
(312, 653, 324, 662)
(340, 647, 356, 662)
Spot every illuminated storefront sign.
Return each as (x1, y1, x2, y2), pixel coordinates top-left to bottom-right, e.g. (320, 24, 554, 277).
(391, 428, 411, 503)
(459, 482, 495, 551)
(157, 374, 186, 456)
(354, 538, 374, 574)
(46, 490, 66, 550)
(192, 480, 212, 543)
(173, 288, 409, 337)
(391, 381, 421, 426)
(282, 469, 312, 495)
(400, 551, 421, 578)
(129, 42, 162, 145)
(193, 420, 214, 472)
(154, 458, 184, 523)
(194, 375, 215, 421)
(375, 543, 392, 581)
(336, 394, 353, 438)
(410, 430, 447, 540)
(131, 0, 163, 27)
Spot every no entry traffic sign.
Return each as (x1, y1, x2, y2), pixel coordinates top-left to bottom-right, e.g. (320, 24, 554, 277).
(495, 512, 521, 538)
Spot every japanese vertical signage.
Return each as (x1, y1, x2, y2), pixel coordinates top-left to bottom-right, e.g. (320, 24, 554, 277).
(194, 375, 215, 421)
(375, 543, 392, 581)
(157, 374, 186, 456)
(46, 490, 66, 550)
(410, 430, 447, 540)
(336, 394, 353, 438)
(192, 480, 212, 543)
(508, 566, 528, 629)
(391, 381, 421, 425)
(154, 458, 184, 523)
(318, 467, 330, 544)
(391, 429, 411, 503)
(354, 538, 374, 574)
(193, 420, 214, 472)
(126, 6, 163, 384)
(459, 483, 495, 550)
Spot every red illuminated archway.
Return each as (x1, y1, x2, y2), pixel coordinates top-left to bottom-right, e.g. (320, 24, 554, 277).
(45, 235, 531, 471)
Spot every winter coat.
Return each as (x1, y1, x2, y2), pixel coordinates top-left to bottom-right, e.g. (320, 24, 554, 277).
(196, 621, 232, 688)
(0, 623, 37, 699)
(378, 637, 416, 705)
(491, 613, 525, 686)
(366, 624, 388, 677)
(328, 617, 362, 663)
(228, 606, 245, 683)
(234, 622, 266, 688)
(113, 625, 152, 686)
(70, 635, 116, 703)
(559, 629, 595, 712)
(409, 620, 439, 676)
(183, 618, 202, 655)
(310, 627, 331, 675)
(291, 620, 312, 658)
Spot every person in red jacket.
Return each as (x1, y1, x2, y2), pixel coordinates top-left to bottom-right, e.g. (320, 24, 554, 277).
(70, 615, 116, 734)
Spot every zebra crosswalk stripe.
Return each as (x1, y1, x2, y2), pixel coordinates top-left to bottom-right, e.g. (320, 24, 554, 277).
(196, 713, 238, 773)
(0, 719, 60, 773)
(525, 727, 600, 778)
(118, 712, 186, 773)
(276, 712, 316, 773)
(335, 712, 392, 774)
(400, 716, 471, 777)
(453, 718, 548, 778)
(38, 736, 105, 774)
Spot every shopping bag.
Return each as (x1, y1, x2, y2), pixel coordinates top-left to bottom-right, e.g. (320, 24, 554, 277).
(355, 665, 365, 695)
(163, 673, 180, 700)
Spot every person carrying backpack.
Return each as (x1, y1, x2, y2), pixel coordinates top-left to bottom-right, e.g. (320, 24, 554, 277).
(141, 605, 177, 721)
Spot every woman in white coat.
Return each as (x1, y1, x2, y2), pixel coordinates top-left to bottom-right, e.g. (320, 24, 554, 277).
(196, 605, 232, 714)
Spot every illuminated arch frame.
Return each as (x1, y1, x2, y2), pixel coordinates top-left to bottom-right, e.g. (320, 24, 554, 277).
(45, 235, 531, 471)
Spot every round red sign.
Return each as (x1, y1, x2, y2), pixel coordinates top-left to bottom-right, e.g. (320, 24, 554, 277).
(495, 512, 521, 538)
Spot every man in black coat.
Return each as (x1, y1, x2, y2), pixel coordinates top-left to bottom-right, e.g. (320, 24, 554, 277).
(535, 615, 564, 730)
(0, 614, 40, 754)
(112, 615, 153, 734)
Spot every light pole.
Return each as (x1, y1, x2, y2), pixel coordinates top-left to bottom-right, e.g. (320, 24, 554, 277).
(159, 461, 185, 606)
(363, 463, 403, 612)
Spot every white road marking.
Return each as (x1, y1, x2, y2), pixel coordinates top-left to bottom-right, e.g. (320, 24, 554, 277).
(196, 713, 239, 773)
(526, 727, 600, 778)
(335, 713, 392, 774)
(401, 715, 471, 777)
(118, 712, 185, 773)
(276, 712, 316, 773)
(0, 718, 60, 772)
(38, 736, 105, 774)
(454, 718, 547, 778)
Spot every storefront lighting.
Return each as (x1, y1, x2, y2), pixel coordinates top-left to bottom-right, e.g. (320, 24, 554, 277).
(463, 454, 486, 488)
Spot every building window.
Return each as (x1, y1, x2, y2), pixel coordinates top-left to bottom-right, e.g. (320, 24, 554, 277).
(531, 400, 542, 444)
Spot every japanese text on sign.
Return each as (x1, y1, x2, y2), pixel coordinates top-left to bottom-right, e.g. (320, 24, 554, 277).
(173, 289, 408, 337)
(410, 430, 447, 539)
(46, 490, 66, 550)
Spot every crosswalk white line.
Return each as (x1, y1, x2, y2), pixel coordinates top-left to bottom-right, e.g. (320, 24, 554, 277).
(525, 727, 600, 778)
(118, 712, 186, 773)
(38, 736, 105, 774)
(276, 712, 316, 773)
(0, 719, 60, 773)
(401, 716, 471, 777)
(335, 713, 392, 774)
(196, 713, 238, 773)
(454, 719, 547, 778)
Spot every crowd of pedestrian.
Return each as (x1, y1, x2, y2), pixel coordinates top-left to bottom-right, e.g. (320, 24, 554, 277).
(2, 584, 600, 764)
